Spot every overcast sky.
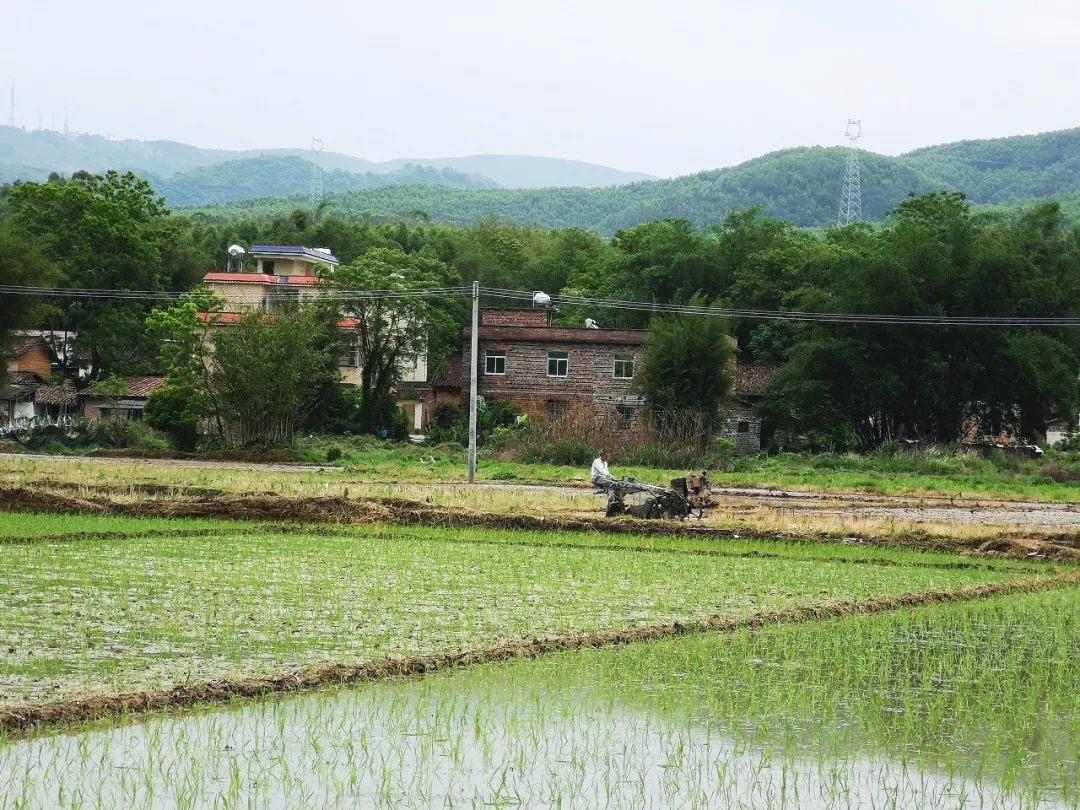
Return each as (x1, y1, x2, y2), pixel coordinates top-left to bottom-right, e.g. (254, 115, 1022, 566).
(4, 0, 1078, 177)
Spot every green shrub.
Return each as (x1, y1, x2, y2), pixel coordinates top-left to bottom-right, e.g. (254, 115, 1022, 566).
(326, 445, 343, 462)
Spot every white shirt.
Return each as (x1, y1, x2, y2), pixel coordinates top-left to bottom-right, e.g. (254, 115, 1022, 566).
(590, 456, 611, 484)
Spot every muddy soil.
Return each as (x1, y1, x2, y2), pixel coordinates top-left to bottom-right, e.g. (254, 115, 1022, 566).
(2, 485, 1079, 561)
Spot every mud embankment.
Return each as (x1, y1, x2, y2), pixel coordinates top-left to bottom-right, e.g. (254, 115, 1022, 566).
(2, 485, 1079, 561)
(1, 573, 1077, 736)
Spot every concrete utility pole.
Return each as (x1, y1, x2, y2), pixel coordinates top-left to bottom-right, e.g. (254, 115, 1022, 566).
(467, 280, 479, 483)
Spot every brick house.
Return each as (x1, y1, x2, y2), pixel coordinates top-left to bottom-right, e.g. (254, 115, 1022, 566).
(81, 377, 167, 422)
(462, 308, 649, 426)
(452, 307, 771, 452)
(718, 365, 774, 454)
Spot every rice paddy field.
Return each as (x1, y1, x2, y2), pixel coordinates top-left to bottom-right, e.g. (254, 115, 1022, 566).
(1, 455, 1078, 808)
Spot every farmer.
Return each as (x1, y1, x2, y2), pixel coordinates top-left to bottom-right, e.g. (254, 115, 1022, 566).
(591, 450, 615, 492)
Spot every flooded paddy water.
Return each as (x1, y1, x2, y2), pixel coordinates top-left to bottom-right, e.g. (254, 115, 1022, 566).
(2, 588, 1077, 809)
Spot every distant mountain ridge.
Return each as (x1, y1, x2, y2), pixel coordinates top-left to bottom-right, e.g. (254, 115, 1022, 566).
(0, 126, 654, 195)
(189, 126, 1080, 231)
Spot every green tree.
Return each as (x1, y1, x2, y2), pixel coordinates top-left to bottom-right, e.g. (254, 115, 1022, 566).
(0, 224, 58, 383)
(208, 307, 340, 447)
(331, 247, 462, 433)
(638, 306, 735, 427)
(8, 171, 207, 380)
(144, 381, 209, 452)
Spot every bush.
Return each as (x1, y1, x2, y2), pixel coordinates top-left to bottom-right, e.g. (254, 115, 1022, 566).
(144, 381, 209, 452)
(123, 421, 170, 451)
(1054, 433, 1080, 453)
(326, 445, 343, 462)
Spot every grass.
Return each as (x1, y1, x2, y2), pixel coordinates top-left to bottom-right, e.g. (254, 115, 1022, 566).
(0, 524, 1046, 709)
(2, 588, 1076, 808)
(7, 435, 1080, 501)
(4, 455, 1078, 552)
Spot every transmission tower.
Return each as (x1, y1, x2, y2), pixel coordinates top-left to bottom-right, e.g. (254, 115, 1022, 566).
(309, 137, 324, 205)
(837, 119, 863, 226)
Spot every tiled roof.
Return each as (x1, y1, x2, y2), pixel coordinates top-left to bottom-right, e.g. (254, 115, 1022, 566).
(7, 371, 44, 385)
(203, 273, 322, 285)
(123, 377, 167, 398)
(35, 385, 78, 406)
(734, 364, 774, 399)
(3, 334, 48, 358)
(428, 355, 463, 388)
(0, 385, 31, 401)
(248, 245, 340, 265)
(197, 311, 359, 329)
(466, 325, 649, 346)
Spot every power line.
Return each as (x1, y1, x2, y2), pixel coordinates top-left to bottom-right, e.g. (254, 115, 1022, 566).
(2, 283, 1079, 327)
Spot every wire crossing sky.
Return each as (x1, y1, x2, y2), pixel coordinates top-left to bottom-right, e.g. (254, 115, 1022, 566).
(3, 0, 1079, 177)
(3, 285, 1078, 327)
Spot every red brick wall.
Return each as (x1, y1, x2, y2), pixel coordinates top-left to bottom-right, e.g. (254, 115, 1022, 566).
(14, 346, 52, 377)
(480, 309, 552, 327)
(463, 338, 645, 421)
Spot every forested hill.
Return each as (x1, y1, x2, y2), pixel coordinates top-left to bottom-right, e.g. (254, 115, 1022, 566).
(148, 156, 497, 207)
(0, 125, 652, 192)
(192, 127, 1080, 231)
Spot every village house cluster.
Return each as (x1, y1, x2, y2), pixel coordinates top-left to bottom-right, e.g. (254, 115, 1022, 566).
(3, 241, 922, 454)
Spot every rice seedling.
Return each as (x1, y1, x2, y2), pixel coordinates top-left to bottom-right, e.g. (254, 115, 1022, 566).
(1, 588, 1075, 809)
(0, 526, 1041, 709)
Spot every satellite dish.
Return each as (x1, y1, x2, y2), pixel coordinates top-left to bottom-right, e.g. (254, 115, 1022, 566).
(532, 291, 551, 308)
(227, 244, 246, 257)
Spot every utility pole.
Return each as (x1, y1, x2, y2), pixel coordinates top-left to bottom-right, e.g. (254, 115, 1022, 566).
(467, 280, 479, 483)
(837, 119, 863, 226)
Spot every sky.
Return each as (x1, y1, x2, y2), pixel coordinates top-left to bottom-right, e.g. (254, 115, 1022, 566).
(4, 0, 1079, 178)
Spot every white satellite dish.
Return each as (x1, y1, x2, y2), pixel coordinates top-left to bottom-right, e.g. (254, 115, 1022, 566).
(532, 291, 551, 308)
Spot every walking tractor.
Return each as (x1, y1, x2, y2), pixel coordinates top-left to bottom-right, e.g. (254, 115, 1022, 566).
(604, 472, 713, 520)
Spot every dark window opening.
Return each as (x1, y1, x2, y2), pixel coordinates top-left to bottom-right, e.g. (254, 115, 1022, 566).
(546, 400, 568, 421)
(485, 350, 506, 375)
(547, 351, 568, 377)
(615, 405, 635, 430)
(737, 421, 751, 434)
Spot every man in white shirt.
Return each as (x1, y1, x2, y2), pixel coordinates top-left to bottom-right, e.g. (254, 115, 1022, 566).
(591, 450, 614, 491)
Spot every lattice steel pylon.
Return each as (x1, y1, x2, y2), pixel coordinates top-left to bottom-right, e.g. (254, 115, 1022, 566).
(309, 137, 324, 205)
(837, 119, 863, 226)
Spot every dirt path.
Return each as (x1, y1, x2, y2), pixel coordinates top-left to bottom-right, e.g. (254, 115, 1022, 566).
(8, 453, 1079, 529)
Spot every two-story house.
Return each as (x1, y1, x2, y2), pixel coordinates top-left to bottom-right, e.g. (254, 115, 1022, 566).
(457, 307, 770, 452)
(462, 308, 649, 427)
(200, 244, 428, 432)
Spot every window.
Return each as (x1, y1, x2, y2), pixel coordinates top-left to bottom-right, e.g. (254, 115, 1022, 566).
(547, 351, 568, 377)
(615, 405, 635, 430)
(485, 350, 506, 375)
(613, 353, 635, 379)
(339, 338, 360, 368)
(263, 260, 276, 274)
(546, 400, 568, 421)
(737, 421, 751, 434)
